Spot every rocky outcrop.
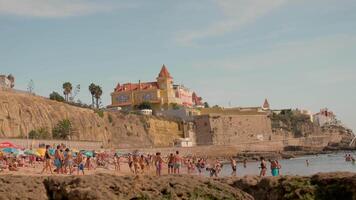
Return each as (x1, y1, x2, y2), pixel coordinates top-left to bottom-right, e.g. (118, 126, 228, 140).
(0, 173, 355, 200)
(229, 172, 356, 200)
(0, 90, 183, 148)
(0, 174, 253, 200)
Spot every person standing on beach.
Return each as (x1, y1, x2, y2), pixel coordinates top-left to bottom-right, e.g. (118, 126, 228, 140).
(155, 152, 164, 176)
(114, 153, 121, 172)
(54, 145, 63, 174)
(174, 151, 182, 174)
(230, 157, 237, 176)
(64, 148, 74, 175)
(139, 155, 146, 173)
(127, 154, 134, 173)
(270, 159, 280, 176)
(132, 154, 140, 175)
(41, 145, 53, 174)
(76, 153, 85, 175)
(167, 153, 175, 174)
(259, 157, 267, 177)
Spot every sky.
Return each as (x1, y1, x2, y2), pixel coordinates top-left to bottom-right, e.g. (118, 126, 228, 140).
(0, 0, 355, 131)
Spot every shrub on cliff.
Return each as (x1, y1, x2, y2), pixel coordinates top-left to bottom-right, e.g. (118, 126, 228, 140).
(28, 127, 51, 139)
(52, 119, 72, 140)
(137, 101, 152, 110)
(108, 114, 113, 123)
(49, 92, 65, 102)
(271, 111, 312, 137)
(95, 110, 104, 118)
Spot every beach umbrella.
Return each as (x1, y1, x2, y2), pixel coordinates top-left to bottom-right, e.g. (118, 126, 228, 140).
(16, 150, 25, 156)
(82, 151, 93, 157)
(36, 148, 46, 157)
(1, 147, 19, 154)
(25, 149, 41, 157)
(0, 142, 19, 149)
(49, 149, 55, 156)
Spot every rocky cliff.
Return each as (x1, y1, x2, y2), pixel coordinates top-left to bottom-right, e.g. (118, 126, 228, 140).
(0, 90, 182, 148)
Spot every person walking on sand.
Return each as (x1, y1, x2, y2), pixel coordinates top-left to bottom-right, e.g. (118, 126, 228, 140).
(306, 159, 310, 167)
(243, 159, 247, 168)
(230, 157, 237, 176)
(259, 157, 267, 177)
(41, 145, 53, 174)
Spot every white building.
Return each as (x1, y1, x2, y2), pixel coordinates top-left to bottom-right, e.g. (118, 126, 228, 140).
(313, 108, 337, 127)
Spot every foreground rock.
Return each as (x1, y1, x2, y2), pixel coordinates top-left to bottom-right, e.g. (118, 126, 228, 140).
(0, 172, 356, 200)
(0, 174, 252, 200)
(230, 172, 356, 200)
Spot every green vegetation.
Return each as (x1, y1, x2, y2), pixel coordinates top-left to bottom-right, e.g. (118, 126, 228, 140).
(49, 91, 65, 102)
(62, 82, 73, 102)
(270, 110, 312, 137)
(52, 119, 72, 140)
(89, 83, 96, 107)
(95, 110, 104, 118)
(28, 127, 51, 139)
(204, 102, 210, 108)
(170, 103, 181, 110)
(108, 114, 113, 123)
(137, 101, 152, 110)
(88, 83, 103, 108)
(281, 178, 315, 200)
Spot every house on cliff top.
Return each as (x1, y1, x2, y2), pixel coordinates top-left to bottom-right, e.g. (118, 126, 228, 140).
(109, 65, 203, 111)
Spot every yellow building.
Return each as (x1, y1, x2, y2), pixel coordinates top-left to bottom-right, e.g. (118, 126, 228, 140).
(110, 65, 202, 111)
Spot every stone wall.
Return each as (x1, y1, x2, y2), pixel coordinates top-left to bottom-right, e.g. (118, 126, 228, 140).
(194, 114, 273, 145)
(146, 117, 183, 147)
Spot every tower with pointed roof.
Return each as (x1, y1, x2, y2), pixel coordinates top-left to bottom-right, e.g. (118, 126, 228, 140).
(157, 64, 176, 109)
(262, 98, 270, 110)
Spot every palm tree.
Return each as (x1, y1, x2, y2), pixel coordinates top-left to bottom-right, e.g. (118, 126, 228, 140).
(94, 85, 103, 109)
(89, 83, 96, 107)
(62, 82, 73, 102)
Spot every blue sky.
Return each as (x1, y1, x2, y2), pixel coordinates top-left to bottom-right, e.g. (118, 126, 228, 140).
(0, 0, 355, 131)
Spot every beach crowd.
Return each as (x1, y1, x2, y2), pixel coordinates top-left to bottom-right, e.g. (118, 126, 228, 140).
(0, 142, 286, 178)
(2, 141, 354, 178)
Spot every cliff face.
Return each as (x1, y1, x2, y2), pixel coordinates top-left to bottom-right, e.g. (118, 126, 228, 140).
(0, 90, 182, 148)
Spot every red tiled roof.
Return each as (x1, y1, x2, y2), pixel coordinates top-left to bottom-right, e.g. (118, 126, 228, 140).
(158, 64, 172, 79)
(114, 82, 159, 92)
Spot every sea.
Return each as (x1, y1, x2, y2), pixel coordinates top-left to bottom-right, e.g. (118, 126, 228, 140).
(205, 151, 356, 177)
